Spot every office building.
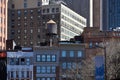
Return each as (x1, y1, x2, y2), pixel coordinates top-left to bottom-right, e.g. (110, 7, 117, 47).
(8, 0, 86, 47)
(0, 0, 8, 50)
(102, 0, 120, 30)
(51, 0, 92, 27)
(7, 48, 34, 80)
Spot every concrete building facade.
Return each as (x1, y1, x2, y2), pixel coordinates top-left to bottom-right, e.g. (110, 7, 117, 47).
(8, 0, 86, 47)
(51, 0, 92, 27)
(0, 0, 8, 50)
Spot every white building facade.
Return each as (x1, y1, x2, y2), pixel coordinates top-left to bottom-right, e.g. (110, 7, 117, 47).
(41, 3, 87, 41)
(7, 50, 33, 80)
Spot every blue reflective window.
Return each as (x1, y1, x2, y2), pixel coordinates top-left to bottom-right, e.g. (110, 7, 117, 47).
(41, 66, 46, 73)
(17, 10, 21, 16)
(36, 55, 41, 62)
(62, 51, 66, 57)
(78, 51, 82, 57)
(67, 62, 72, 69)
(47, 66, 50, 73)
(70, 51, 74, 57)
(41, 78, 45, 80)
(36, 66, 41, 73)
(36, 78, 40, 80)
(47, 55, 50, 61)
(52, 55, 56, 62)
(52, 66, 56, 73)
(10, 58, 14, 65)
(62, 62, 66, 69)
(42, 55, 46, 61)
(47, 78, 50, 80)
(51, 78, 55, 80)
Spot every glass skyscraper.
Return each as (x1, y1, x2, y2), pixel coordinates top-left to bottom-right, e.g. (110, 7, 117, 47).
(103, 0, 120, 30)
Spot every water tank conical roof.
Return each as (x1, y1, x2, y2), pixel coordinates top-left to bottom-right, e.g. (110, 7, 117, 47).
(47, 19, 56, 24)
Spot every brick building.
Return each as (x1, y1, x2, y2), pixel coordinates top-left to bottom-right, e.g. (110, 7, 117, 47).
(8, 0, 86, 47)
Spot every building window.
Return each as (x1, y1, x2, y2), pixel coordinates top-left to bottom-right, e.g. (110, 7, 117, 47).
(17, 30, 20, 33)
(38, 2, 41, 6)
(30, 22, 33, 27)
(38, 9, 41, 14)
(78, 51, 82, 57)
(30, 42, 33, 45)
(11, 71, 14, 78)
(21, 71, 24, 77)
(11, 4, 15, 9)
(36, 66, 41, 73)
(15, 58, 19, 65)
(41, 66, 46, 73)
(24, 42, 27, 46)
(47, 66, 50, 73)
(17, 10, 21, 16)
(36, 78, 41, 80)
(43, 9, 45, 13)
(51, 66, 56, 73)
(30, 10, 33, 14)
(18, 36, 20, 39)
(16, 71, 19, 78)
(24, 17, 27, 20)
(89, 42, 93, 48)
(21, 58, 25, 65)
(10, 58, 14, 65)
(70, 51, 74, 57)
(38, 29, 40, 32)
(18, 23, 21, 26)
(41, 78, 45, 80)
(24, 3, 27, 8)
(51, 78, 55, 80)
(67, 62, 71, 69)
(24, 36, 27, 39)
(56, 8, 59, 12)
(30, 29, 33, 33)
(47, 8, 49, 13)
(52, 55, 56, 62)
(27, 71, 29, 78)
(52, 8, 55, 12)
(18, 17, 20, 20)
(24, 10, 27, 15)
(24, 30, 27, 33)
(42, 55, 46, 62)
(61, 51, 66, 57)
(26, 58, 30, 65)
(52, 15, 55, 18)
(36, 55, 41, 62)
(47, 78, 50, 80)
(47, 55, 50, 61)
(24, 0, 27, 2)
(62, 62, 66, 69)
(31, 16, 33, 19)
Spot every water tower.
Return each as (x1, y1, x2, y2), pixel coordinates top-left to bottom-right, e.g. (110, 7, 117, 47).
(46, 19, 58, 46)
